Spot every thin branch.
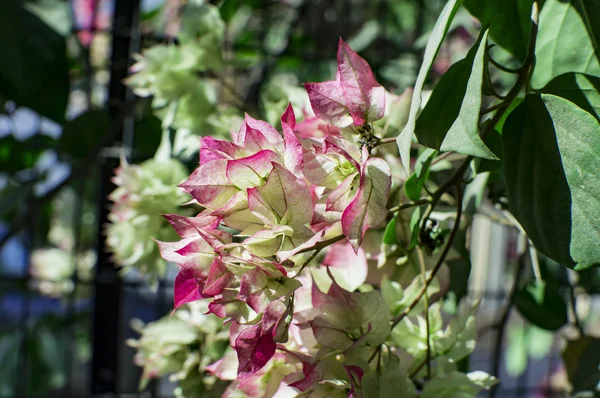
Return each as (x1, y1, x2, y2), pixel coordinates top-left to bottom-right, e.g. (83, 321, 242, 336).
(389, 198, 430, 213)
(487, 47, 522, 74)
(480, 101, 506, 116)
(391, 182, 464, 329)
(372, 137, 397, 148)
(296, 247, 323, 275)
(295, 234, 345, 255)
(416, 246, 431, 379)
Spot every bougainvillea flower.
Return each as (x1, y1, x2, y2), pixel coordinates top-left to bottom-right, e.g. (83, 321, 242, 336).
(305, 38, 385, 128)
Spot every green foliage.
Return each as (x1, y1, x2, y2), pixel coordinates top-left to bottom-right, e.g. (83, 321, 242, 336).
(362, 368, 417, 398)
(0, 135, 55, 173)
(515, 280, 568, 330)
(0, 0, 69, 123)
(465, 0, 536, 61)
(404, 148, 437, 201)
(415, 29, 496, 159)
(543, 72, 600, 120)
(397, 0, 464, 172)
(532, 0, 600, 88)
(503, 94, 600, 269)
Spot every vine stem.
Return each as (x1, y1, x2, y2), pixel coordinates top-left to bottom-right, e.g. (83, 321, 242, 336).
(296, 247, 324, 275)
(295, 234, 345, 256)
(391, 182, 463, 329)
(389, 198, 430, 213)
(416, 246, 431, 379)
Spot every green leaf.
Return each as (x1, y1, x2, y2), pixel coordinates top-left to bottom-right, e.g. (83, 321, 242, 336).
(415, 29, 497, 159)
(446, 225, 472, 304)
(133, 114, 162, 157)
(503, 94, 600, 269)
(433, 302, 479, 361)
(562, 336, 600, 394)
(396, 0, 464, 173)
(404, 148, 437, 201)
(0, 0, 69, 123)
(24, 0, 72, 36)
(362, 369, 417, 398)
(542, 72, 600, 121)
(515, 281, 568, 330)
(421, 371, 486, 398)
(0, 135, 55, 173)
(59, 110, 109, 160)
(382, 217, 398, 245)
(464, 0, 535, 61)
(531, 0, 600, 88)
(407, 206, 423, 250)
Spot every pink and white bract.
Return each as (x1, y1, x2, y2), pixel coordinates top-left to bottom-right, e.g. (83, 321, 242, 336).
(158, 39, 393, 397)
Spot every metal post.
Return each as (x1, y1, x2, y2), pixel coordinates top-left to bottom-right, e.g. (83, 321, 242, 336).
(90, 0, 140, 393)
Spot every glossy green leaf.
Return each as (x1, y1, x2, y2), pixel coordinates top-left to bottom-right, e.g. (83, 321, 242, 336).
(396, 0, 464, 172)
(465, 0, 535, 61)
(415, 29, 497, 159)
(404, 148, 436, 201)
(503, 94, 600, 269)
(59, 110, 109, 160)
(542, 72, 600, 121)
(382, 217, 398, 245)
(515, 281, 568, 330)
(531, 0, 600, 88)
(0, 0, 69, 123)
(562, 336, 600, 394)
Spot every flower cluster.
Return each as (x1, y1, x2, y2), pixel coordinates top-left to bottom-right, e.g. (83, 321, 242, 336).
(127, 301, 230, 397)
(156, 39, 393, 395)
(156, 39, 496, 397)
(106, 158, 193, 284)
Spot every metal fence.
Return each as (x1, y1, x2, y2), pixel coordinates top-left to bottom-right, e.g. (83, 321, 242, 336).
(0, 0, 575, 397)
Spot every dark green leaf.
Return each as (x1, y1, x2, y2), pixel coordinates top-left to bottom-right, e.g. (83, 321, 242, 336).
(473, 128, 504, 173)
(133, 115, 162, 158)
(0, 135, 55, 173)
(408, 206, 422, 250)
(562, 336, 600, 394)
(542, 72, 600, 121)
(383, 217, 398, 245)
(396, 0, 464, 172)
(404, 148, 436, 201)
(0, 0, 69, 123)
(59, 110, 109, 160)
(415, 29, 496, 159)
(465, 0, 535, 61)
(532, 0, 600, 88)
(446, 225, 472, 304)
(515, 281, 568, 330)
(503, 94, 600, 269)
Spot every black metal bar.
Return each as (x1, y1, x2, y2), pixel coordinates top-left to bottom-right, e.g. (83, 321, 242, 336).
(90, 0, 140, 393)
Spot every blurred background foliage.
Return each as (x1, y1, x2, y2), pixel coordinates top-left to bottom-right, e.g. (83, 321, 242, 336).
(0, 0, 599, 396)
